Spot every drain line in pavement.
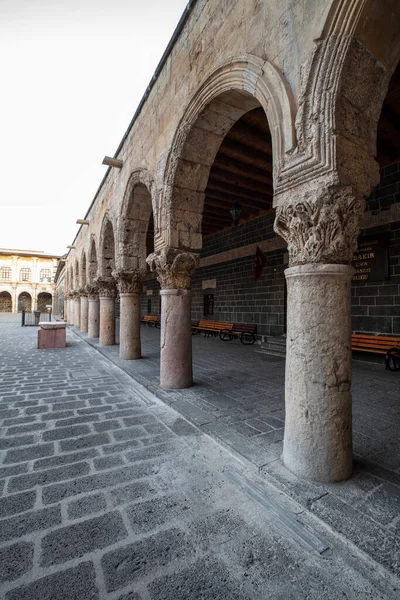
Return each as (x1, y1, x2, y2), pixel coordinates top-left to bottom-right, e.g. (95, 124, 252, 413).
(226, 468, 329, 555)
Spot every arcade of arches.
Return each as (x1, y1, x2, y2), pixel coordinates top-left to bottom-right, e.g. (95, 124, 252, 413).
(64, 0, 400, 484)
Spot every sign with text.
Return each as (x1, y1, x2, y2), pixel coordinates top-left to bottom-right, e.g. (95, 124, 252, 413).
(351, 234, 389, 282)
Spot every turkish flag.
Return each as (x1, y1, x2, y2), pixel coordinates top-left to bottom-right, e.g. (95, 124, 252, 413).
(254, 246, 267, 281)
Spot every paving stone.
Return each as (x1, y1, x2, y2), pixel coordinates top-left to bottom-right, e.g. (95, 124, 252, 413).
(110, 481, 157, 506)
(102, 528, 194, 592)
(25, 406, 49, 415)
(0, 540, 34, 583)
(54, 414, 99, 427)
(112, 426, 147, 441)
(102, 439, 141, 454)
(2, 415, 38, 426)
(8, 462, 91, 493)
(5, 560, 99, 600)
(41, 410, 74, 421)
(123, 414, 157, 427)
(0, 434, 35, 450)
(0, 490, 36, 518)
(5, 422, 47, 435)
(60, 432, 110, 452)
(0, 506, 61, 543)
(356, 482, 400, 525)
(41, 511, 127, 565)
(0, 463, 29, 479)
(42, 464, 157, 504)
(42, 424, 91, 441)
(93, 419, 121, 432)
(4, 442, 54, 464)
(33, 448, 99, 470)
(94, 455, 125, 470)
(171, 399, 215, 426)
(126, 495, 188, 534)
(67, 492, 108, 519)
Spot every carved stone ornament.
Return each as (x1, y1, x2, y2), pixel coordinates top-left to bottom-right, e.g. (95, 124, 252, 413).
(71, 290, 80, 299)
(112, 269, 145, 294)
(85, 283, 99, 300)
(274, 187, 365, 266)
(78, 287, 87, 298)
(94, 277, 116, 298)
(146, 247, 199, 290)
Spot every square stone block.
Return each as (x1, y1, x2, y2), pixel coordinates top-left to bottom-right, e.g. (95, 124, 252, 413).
(37, 323, 66, 349)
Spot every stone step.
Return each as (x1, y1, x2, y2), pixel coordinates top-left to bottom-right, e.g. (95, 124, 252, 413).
(256, 336, 287, 358)
(255, 348, 286, 358)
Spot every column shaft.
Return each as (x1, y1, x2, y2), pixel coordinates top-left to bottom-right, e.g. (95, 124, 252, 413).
(284, 264, 353, 482)
(80, 297, 88, 333)
(74, 298, 81, 328)
(99, 297, 115, 346)
(160, 289, 192, 389)
(120, 293, 141, 360)
(68, 299, 74, 326)
(88, 299, 100, 338)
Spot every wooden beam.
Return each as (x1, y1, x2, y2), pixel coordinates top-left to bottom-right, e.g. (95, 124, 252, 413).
(209, 168, 271, 195)
(207, 181, 273, 204)
(205, 191, 269, 211)
(213, 155, 272, 185)
(227, 121, 272, 153)
(218, 139, 272, 171)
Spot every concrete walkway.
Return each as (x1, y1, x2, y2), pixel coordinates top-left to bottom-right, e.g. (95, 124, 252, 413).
(0, 316, 399, 598)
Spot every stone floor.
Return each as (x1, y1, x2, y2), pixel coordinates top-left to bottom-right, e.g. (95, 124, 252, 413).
(0, 314, 399, 598)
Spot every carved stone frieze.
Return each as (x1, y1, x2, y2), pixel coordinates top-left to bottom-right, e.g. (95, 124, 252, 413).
(274, 187, 365, 266)
(112, 269, 145, 294)
(146, 247, 199, 289)
(78, 287, 87, 298)
(85, 283, 99, 300)
(94, 277, 116, 298)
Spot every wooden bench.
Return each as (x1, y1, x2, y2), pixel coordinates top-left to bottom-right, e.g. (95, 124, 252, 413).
(220, 323, 257, 345)
(141, 315, 160, 328)
(192, 320, 233, 337)
(351, 333, 400, 371)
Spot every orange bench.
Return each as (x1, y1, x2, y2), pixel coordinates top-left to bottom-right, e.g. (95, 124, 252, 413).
(141, 315, 160, 328)
(192, 320, 233, 337)
(351, 333, 400, 371)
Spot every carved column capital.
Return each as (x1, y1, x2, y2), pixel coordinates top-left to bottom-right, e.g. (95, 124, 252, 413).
(274, 186, 365, 267)
(78, 287, 87, 298)
(94, 277, 116, 298)
(112, 269, 145, 294)
(71, 290, 80, 299)
(85, 283, 99, 300)
(146, 247, 199, 289)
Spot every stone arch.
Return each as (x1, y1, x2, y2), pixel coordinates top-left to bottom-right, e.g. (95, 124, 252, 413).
(0, 290, 12, 312)
(69, 266, 74, 292)
(277, 0, 400, 202)
(18, 291, 32, 312)
(161, 55, 296, 251)
(37, 292, 52, 312)
(99, 214, 116, 277)
(80, 250, 87, 288)
(88, 238, 98, 283)
(118, 169, 156, 271)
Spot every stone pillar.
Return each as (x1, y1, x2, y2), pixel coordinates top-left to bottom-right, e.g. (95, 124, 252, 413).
(86, 284, 100, 339)
(68, 293, 74, 326)
(79, 289, 88, 333)
(147, 247, 199, 389)
(274, 188, 365, 483)
(113, 270, 144, 360)
(73, 293, 81, 329)
(95, 277, 116, 346)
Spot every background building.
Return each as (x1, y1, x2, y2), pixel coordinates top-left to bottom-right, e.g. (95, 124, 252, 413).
(0, 249, 60, 313)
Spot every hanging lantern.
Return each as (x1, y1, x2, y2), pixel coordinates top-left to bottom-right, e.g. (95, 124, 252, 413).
(229, 201, 242, 226)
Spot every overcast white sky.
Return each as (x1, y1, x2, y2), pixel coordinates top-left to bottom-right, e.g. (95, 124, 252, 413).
(0, 0, 188, 256)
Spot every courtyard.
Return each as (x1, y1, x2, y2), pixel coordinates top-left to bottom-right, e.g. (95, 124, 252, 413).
(0, 313, 399, 598)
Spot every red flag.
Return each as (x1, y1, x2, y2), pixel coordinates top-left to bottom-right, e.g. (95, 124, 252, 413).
(254, 246, 267, 281)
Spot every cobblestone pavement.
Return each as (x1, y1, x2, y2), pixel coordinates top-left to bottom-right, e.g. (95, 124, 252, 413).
(0, 317, 399, 599)
(85, 325, 400, 579)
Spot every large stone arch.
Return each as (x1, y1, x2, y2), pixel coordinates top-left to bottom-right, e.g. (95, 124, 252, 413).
(99, 214, 116, 277)
(276, 0, 400, 206)
(75, 260, 79, 289)
(117, 169, 156, 271)
(18, 291, 32, 312)
(160, 54, 297, 252)
(37, 292, 52, 312)
(0, 290, 12, 312)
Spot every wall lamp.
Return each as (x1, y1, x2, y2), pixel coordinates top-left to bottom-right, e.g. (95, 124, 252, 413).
(76, 219, 89, 225)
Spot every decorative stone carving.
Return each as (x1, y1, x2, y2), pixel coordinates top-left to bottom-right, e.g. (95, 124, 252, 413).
(71, 290, 79, 299)
(112, 269, 145, 294)
(85, 283, 99, 300)
(146, 247, 199, 289)
(78, 287, 87, 297)
(274, 187, 365, 266)
(94, 277, 116, 298)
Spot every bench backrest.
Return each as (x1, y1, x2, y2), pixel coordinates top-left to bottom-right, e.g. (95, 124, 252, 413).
(143, 315, 159, 322)
(197, 320, 233, 331)
(352, 333, 400, 353)
(232, 323, 257, 334)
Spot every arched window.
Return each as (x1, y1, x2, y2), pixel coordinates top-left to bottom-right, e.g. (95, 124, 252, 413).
(0, 267, 11, 281)
(40, 269, 52, 282)
(20, 268, 31, 282)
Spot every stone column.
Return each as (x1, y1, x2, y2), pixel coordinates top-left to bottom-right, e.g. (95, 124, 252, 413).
(274, 188, 365, 483)
(86, 284, 100, 339)
(73, 292, 81, 329)
(113, 270, 144, 360)
(79, 288, 88, 333)
(68, 293, 74, 326)
(147, 247, 199, 389)
(95, 277, 116, 346)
